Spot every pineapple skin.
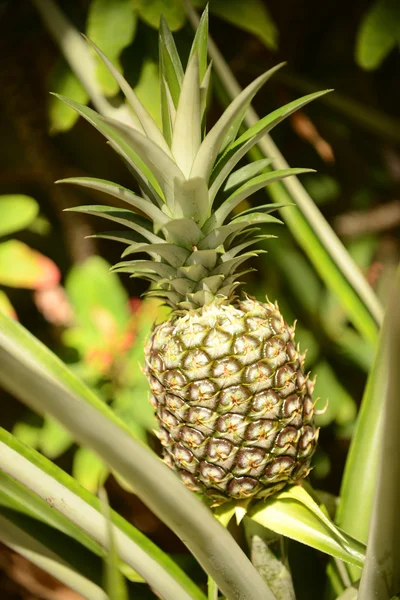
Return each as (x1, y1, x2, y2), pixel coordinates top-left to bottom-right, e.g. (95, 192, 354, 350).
(145, 297, 318, 503)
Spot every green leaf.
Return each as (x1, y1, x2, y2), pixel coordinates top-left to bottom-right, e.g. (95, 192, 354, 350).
(0, 195, 39, 237)
(40, 416, 74, 459)
(0, 311, 273, 600)
(355, 0, 400, 70)
(208, 0, 278, 51)
(313, 361, 357, 428)
(158, 15, 184, 107)
(249, 486, 366, 569)
(204, 27, 383, 343)
(0, 512, 107, 600)
(355, 267, 400, 597)
(87, 0, 137, 96)
(66, 205, 164, 244)
(58, 177, 169, 225)
(192, 64, 286, 183)
(135, 0, 186, 31)
(73, 447, 108, 493)
(99, 489, 129, 600)
(172, 55, 202, 178)
(0, 290, 16, 318)
(223, 159, 272, 195)
(135, 58, 162, 129)
(85, 38, 169, 153)
(208, 168, 313, 229)
(0, 428, 202, 599)
(52, 94, 164, 201)
(48, 59, 89, 133)
(188, 5, 209, 81)
(0, 241, 60, 289)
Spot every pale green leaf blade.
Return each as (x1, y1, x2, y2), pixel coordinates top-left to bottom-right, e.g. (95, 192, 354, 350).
(249, 486, 366, 569)
(209, 168, 313, 228)
(159, 15, 184, 106)
(355, 0, 400, 70)
(173, 176, 210, 225)
(188, 5, 209, 80)
(122, 242, 190, 268)
(209, 90, 331, 200)
(99, 488, 129, 600)
(0, 429, 203, 600)
(0, 311, 274, 600)
(86, 0, 137, 96)
(191, 64, 286, 182)
(171, 55, 202, 177)
(223, 159, 272, 194)
(52, 94, 164, 198)
(66, 205, 164, 244)
(0, 195, 39, 237)
(85, 37, 171, 153)
(358, 266, 400, 598)
(57, 177, 169, 225)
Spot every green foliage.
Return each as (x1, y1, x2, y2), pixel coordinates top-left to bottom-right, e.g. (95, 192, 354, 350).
(48, 59, 90, 133)
(134, 0, 186, 31)
(0, 195, 39, 236)
(87, 0, 137, 96)
(194, 0, 278, 50)
(356, 0, 400, 70)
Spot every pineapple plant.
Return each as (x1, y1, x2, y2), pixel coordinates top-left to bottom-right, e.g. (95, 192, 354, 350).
(56, 8, 328, 505)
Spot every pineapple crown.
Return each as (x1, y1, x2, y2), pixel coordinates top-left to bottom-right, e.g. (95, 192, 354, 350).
(55, 7, 328, 313)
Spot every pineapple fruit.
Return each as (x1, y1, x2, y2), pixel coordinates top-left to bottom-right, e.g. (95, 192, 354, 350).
(57, 8, 326, 503)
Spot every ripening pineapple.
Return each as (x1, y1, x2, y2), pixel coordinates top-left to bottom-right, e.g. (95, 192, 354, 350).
(57, 8, 327, 504)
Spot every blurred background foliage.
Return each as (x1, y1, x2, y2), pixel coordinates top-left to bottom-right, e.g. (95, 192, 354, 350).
(0, 0, 399, 597)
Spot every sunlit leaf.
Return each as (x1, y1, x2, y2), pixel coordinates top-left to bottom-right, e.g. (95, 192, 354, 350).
(74, 447, 108, 493)
(87, 0, 137, 95)
(249, 486, 365, 568)
(355, 0, 400, 70)
(135, 0, 186, 31)
(0, 311, 273, 600)
(48, 59, 89, 133)
(0, 195, 39, 237)
(358, 266, 400, 598)
(204, 0, 278, 50)
(0, 241, 60, 289)
(0, 290, 17, 319)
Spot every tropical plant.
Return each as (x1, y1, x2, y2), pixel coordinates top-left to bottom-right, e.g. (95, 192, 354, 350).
(0, 4, 398, 600)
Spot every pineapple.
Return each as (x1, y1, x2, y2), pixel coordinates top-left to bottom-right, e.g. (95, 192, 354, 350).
(56, 8, 326, 503)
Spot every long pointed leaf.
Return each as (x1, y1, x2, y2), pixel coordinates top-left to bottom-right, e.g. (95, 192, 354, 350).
(66, 206, 164, 244)
(206, 168, 313, 230)
(52, 94, 164, 199)
(249, 486, 365, 569)
(159, 15, 184, 107)
(358, 267, 400, 598)
(0, 434, 200, 600)
(58, 177, 169, 225)
(188, 5, 209, 81)
(172, 55, 201, 178)
(223, 159, 273, 194)
(191, 64, 286, 182)
(209, 90, 330, 200)
(85, 36, 171, 155)
(0, 313, 275, 600)
(0, 513, 107, 600)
